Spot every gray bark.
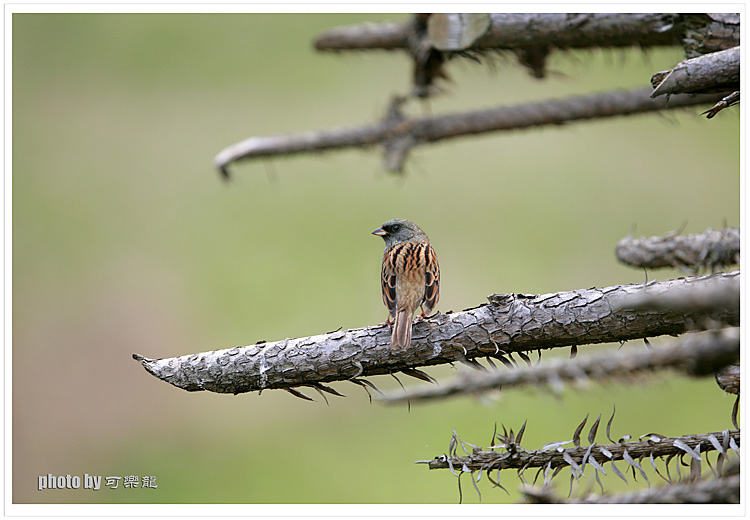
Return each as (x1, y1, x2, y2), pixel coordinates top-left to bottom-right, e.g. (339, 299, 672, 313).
(651, 46, 740, 97)
(429, 13, 682, 51)
(616, 227, 739, 273)
(133, 271, 739, 396)
(524, 474, 739, 503)
(314, 13, 683, 52)
(682, 13, 740, 58)
(214, 88, 725, 176)
(621, 269, 739, 315)
(380, 328, 739, 404)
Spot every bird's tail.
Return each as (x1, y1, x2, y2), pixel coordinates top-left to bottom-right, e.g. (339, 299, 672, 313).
(391, 309, 413, 350)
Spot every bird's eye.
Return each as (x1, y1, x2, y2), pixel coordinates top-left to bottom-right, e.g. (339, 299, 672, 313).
(392, 224, 401, 232)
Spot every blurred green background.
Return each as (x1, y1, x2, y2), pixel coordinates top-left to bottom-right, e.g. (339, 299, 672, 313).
(12, 13, 739, 504)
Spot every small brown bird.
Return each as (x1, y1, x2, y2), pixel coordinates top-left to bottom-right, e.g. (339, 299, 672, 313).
(372, 218, 440, 350)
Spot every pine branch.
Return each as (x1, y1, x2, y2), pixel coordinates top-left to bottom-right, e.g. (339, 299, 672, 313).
(523, 474, 739, 503)
(132, 272, 738, 396)
(420, 428, 739, 473)
(616, 227, 739, 274)
(214, 88, 725, 176)
(380, 328, 739, 404)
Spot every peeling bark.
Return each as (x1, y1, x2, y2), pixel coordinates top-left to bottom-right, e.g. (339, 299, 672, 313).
(133, 271, 739, 396)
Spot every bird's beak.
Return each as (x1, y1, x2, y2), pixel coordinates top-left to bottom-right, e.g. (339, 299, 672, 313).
(372, 227, 387, 237)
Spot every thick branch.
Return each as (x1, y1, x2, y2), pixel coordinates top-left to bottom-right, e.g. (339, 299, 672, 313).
(681, 13, 740, 58)
(214, 88, 724, 176)
(380, 328, 739, 404)
(422, 429, 739, 472)
(621, 269, 739, 315)
(429, 13, 682, 51)
(314, 14, 682, 52)
(616, 227, 739, 273)
(133, 272, 738, 395)
(524, 474, 740, 504)
(651, 46, 739, 97)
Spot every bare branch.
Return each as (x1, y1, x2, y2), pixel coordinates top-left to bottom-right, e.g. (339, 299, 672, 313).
(421, 429, 739, 473)
(523, 474, 739, 503)
(651, 46, 739, 97)
(615, 227, 739, 274)
(618, 270, 739, 316)
(313, 21, 409, 51)
(380, 328, 739, 404)
(430, 13, 682, 51)
(132, 272, 738, 396)
(214, 88, 725, 176)
(702, 90, 740, 119)
(314, 14, 682, 52)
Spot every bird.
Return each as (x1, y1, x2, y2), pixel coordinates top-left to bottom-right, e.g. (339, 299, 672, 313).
(372, 218, 440, 351)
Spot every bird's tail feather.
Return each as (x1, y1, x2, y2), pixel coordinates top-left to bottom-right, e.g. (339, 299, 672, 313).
(391, 309, 413, 350)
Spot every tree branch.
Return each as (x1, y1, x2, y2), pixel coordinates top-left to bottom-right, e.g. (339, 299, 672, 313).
(214, 88, 725, 176)
(615, 227, 739, 273)
(314, 14, 683, 52)
(133, 272, 739, 396)
(380, 328, 739, 404)
(421, 428, 739, 473)
(681, 13, 740, 58)
(523, 474, 739, 503)
(621, 269, 739, 316)
(715, 365, 739, 395)
(651, 46, 739, 98)
(702, 90, 740, 119)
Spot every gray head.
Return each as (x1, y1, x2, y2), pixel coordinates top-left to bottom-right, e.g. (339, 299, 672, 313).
(372, 218, 429, 247)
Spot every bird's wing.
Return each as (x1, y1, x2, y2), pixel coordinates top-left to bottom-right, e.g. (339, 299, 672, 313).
(423, 243, 440, 314)
(381, 248, 398, 315)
